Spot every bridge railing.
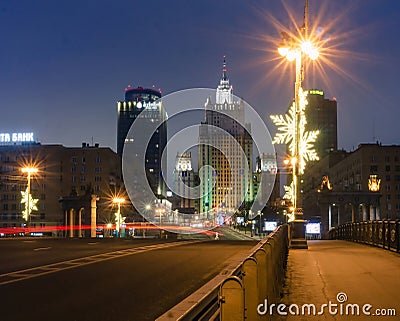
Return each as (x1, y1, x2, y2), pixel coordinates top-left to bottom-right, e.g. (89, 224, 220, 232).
(329, 220, 400, 253)
(156, 224, 289, 321)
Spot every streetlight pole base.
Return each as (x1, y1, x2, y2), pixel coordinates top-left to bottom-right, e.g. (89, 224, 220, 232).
(289, 208, 308, 249)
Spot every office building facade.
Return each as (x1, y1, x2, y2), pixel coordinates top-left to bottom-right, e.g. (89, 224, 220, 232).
(302, 143, 400, 234)
(117, 86, 166, 196)
(305, 89, 338, 159)
(198, 60, 253, 220)
(0, 143, 122, 232)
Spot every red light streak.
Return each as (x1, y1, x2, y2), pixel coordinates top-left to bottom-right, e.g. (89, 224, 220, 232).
(0, 224, 223, 236)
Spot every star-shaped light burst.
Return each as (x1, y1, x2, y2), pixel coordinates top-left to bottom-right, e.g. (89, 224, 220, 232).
(270, 88, 320, 175)
(21, 188, 39, 221)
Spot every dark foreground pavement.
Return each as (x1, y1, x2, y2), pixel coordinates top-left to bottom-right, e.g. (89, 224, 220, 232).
(0, 239, 257, 321)
(273, 240, 400, 321)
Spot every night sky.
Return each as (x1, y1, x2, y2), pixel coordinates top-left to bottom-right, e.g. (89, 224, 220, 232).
(1, 0, 399, 152)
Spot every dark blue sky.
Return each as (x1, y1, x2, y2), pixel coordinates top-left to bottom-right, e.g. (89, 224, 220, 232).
(1, 0, 399, 152)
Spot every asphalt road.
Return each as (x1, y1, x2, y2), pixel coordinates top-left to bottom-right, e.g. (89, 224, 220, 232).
(0, 238, 257, 321)
(0, 238, 171, 274)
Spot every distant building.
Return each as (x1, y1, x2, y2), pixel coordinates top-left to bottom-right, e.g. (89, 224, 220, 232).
(172, 152, 198, 212)
(305, 89, 338, 159)
(281, 89, 337, 208)
(0, 143, 123, 233)
(198, 59, 253, 220)
(254, 153, 280, 208)
(303, 143, 400, 235)
(117, 86, 167, 196)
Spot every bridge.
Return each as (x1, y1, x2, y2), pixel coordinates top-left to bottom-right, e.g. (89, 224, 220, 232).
(0, 221, 398, 321)
(157, 222, 399, 320)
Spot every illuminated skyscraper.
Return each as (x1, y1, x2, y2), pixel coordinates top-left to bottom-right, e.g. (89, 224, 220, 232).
(305, 89, 338, 158)
(198, 59, 253, 221)
(117, 86, 166, 196)
(117, 86, 162, 156)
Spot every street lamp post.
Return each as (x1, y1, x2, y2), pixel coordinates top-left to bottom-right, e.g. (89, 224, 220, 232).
(21, 167, 38, 231)
(276, 0, 319, 220)
(271, 1, 322, 248)
(113, 197, 125, 238)
(155, 207, 165, 238)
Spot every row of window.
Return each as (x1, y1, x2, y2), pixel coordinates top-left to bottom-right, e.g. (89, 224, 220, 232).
(0, 213, 46, 220)
(371, 165, 400, 172)
(386, 203, 400, 211)
(0, 152, 111, 166)
(386, 194, 400, 200)
(71, 185, 101, 192)
(385, 175, 400, 182)
(371, 155, 399, 163)
(2, 203, 46, 210)
(71, 156, 101, 164)
(71, 176, 102, 183)
(71, 167, 102, 173)
(2, 193, 46, 200)
(0, 183, 46, 190)
(385, 185, 400, 191)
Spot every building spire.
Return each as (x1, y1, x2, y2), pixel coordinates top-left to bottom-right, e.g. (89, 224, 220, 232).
(222, 55, 227, 81)
(216, 55, 233, 104)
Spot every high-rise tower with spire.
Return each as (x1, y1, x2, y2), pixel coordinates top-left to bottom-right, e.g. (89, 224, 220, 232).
(198, 58, 253, 222)
(216, 57, 233, 104)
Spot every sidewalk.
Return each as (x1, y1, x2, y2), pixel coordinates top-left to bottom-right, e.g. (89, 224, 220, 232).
(273, 240, 400, 320)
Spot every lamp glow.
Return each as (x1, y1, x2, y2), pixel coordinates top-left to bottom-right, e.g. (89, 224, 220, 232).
(113, 197, 125, 204)
(278, 46, 289, 57)
(286, 50, 297, 62)
(21, 167, 38, 174)
(309, 48, 319, 60)
(301, 40, 313, 55)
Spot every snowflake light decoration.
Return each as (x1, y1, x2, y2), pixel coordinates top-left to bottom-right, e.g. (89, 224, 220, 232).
(270, 101, 296, 153)
(21, 187, 39, 221)
(115, 212, 126, 233)
(270, 88, 319, 175)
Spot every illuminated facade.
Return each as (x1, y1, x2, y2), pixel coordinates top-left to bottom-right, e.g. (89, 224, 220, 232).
(117, 86, 167, 196)
(0, 143, 122, 232)
(198, 59, 253, 219)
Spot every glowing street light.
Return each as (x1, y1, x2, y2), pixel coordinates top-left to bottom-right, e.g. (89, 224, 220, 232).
(155, 206, 165, 238)
(21, 167, 38, 229)
(113, 197, 125, 237)
(271, 0, 320, 221)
